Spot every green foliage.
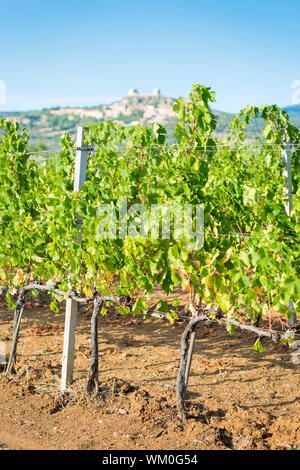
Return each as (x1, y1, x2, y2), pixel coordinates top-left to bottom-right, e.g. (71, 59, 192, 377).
(253, 338, 266, 353)
(0, 85, 299, 342)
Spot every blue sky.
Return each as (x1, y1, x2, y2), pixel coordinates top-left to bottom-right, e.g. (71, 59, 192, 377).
(0, 0, 299, 112)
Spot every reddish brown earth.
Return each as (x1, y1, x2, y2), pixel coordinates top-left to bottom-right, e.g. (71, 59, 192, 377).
(0, 292, 299, 451)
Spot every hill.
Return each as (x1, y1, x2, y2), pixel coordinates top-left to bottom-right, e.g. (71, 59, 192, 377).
(1, 89, 299, 150)
(283, 104, 300, 128)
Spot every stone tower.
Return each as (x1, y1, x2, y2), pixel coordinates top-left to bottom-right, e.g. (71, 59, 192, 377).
(128, 88, 139, 97)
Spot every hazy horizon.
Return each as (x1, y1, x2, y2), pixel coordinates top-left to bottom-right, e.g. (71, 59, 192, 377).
(1, 94, 299, 115)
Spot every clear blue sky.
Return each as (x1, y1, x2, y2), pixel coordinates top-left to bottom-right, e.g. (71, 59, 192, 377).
(0, 0, 299, 112)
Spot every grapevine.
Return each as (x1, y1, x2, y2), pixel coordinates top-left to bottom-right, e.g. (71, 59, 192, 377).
(0, 84, 299, 419)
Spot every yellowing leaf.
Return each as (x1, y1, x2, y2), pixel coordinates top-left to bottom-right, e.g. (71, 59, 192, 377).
(205, 276, 213, 290)
(254, 286, 264, 296)
(83, 286, 94, 299)
(15, 269, 24, 284)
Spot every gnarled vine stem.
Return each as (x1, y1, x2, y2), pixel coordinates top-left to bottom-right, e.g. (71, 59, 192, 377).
(175, 311, 290, 420)
(6, 288, 26, 374)
(85, 297, 103, 395)
(176, 315, 210, 420)
(5, 283, 126, 375)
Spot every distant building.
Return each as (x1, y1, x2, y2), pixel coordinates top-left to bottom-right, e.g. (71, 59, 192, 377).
(128, 88, 139, 96)
(128, 88, 161, 97)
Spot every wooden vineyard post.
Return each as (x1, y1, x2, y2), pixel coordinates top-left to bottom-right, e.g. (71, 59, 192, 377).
(282, 139, 293, 217)
(282, 138, 297, 328)
(61, 127, 89, 391)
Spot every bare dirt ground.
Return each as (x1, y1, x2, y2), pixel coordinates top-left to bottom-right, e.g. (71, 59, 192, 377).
(0, 291, 299, 451)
